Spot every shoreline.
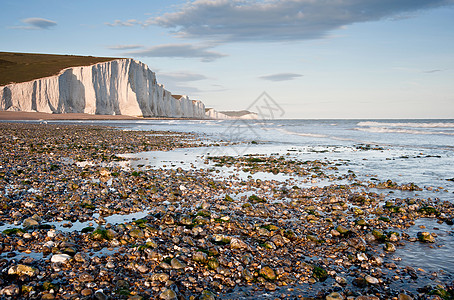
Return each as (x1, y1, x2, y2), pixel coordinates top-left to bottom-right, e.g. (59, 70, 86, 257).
(0, 122, 452, 299)
(0, 111, 206, 121)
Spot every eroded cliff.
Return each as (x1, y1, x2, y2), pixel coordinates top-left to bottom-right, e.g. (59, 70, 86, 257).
(0, 59, 206, 118)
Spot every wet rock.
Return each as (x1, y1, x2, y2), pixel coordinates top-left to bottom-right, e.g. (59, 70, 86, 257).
(192, 251, 208, 263)
(383, 242, 396, 252)
(23, 217, 39, 228)
(74, 252, 88, 263)
(417, 231, 435, 243)
(365, 275, 379, 284)
(265, 282, 277, 291)
(8, 264, 38, 277)
(240, 253, 253, 265)
(41, 294, 56, 300)
(129, 228, 145, 239)
(0, 284, 20, 296)
(242, 268, 254, 281)
(230, 237, 248, 250)
(213, 234, 231, 244)
(370, 256, 383, 266)
(106, 228, 118, 240)
(326, 292, 344, 300)
(388, 232, 400, 242)
(348, 237, 367, 251)
(372, 229, 386, 242)
(171, 258, 186, 269)
(271, 234, 288, 247)
(94, 290, 108, 300)
(357, 253, 368, 261)
(353, 277, 367, 287)
(199, 290, 216, 300)
(259, 266, 276, 280)
(151, 273, 170, 282)
(159, 288, 177, 300)
(336, 225, 350, 235)
(79, 273, 94, 282)
(335, 276, 347, 285)
(398, 294, 413, 300)
(81, 288, 93, 296)
(179, 215, 193, 226)
(51, 253, 71, 263)
(257, 227, 270, 237)
(313, 265, 328, 282)
(264, 241, 276, 250)
(207, 258, 220, 270)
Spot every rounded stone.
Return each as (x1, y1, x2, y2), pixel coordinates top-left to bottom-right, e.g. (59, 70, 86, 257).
(383, 242, 396, 252)
(170, 258, 186, 269)
(327, 292, 344, 300)
(159, 288, 177, 300)
(51, 254, 71, 263)
(365, 275, 379, 284)
(259, 266, 276, 280)
(199, 290, 216, 300)
(417, 231, 435, 243)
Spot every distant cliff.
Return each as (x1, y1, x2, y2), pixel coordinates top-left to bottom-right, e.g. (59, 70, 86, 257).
(205, 108, 258, 119)
(0, 58, 205, 118)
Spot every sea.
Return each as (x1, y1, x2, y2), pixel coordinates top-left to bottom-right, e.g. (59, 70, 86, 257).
(55, 118, 454, 190)
(30, 118, 454, 196)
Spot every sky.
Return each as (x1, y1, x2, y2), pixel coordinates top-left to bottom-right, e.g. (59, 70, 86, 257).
(1, 0, 454, 119)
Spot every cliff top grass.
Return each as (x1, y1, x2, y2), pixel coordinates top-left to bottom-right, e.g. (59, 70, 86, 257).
(0, 52, 121, 86)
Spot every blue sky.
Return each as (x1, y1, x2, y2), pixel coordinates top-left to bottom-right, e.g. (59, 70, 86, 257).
(1, 0, 453, 118)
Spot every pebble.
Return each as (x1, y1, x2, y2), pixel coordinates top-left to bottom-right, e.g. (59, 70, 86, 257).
(327, 292, 344, 300)
(159, 288, 177, 300)
(417, 231, 436, 243)
(365, 275, 379, 284)
(50, 253, 71, 263)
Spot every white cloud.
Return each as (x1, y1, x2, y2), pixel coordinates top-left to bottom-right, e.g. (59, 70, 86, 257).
(259, 73, 303, 81)
(158, 71, 208, 82)
(147, 0, 454, 42)
(108, 44, 144, 50)
(105, 19, 140, 27)
(12, 17, 57, 30)
(123, 43, 227, 62)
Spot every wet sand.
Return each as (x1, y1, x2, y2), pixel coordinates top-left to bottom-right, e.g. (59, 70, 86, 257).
(0, 122, 453, 299)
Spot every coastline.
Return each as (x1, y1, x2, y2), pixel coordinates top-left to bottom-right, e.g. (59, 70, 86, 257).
(0, 111, 206, 121)
(0, 122, 452, 299)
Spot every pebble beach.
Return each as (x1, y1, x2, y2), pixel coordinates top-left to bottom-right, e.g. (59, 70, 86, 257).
(0, 122, 453, 300)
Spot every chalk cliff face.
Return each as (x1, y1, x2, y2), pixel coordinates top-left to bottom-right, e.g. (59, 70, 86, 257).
(205, 108, 258, 120)
(0, 59, 206, 118)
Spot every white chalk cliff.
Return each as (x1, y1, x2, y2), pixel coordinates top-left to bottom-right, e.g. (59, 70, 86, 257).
(205, 108, 258, 120)
(0, 59, 206, 118)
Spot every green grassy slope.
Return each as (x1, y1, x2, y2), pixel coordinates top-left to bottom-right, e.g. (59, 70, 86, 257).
(0, 52, 122, 86)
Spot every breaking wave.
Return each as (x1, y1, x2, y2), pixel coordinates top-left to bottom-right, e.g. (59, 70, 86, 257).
(357, 121, 454, 128)
(355, 127, 454, 136)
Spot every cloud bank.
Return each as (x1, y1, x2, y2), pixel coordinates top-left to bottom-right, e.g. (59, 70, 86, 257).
(124, 44, 227, 62)
(13, 17, 57, 30)
(108, 44, 144, 50)
(147, 0, 454, 42)
(259, 73, 303, 82)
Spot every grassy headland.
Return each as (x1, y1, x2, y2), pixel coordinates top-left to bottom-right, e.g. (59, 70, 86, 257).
(0, 52, 121, 86)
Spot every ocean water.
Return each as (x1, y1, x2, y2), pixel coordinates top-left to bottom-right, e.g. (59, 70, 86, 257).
(102, 119, 454, 191)
(38, 118, 454, 192)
